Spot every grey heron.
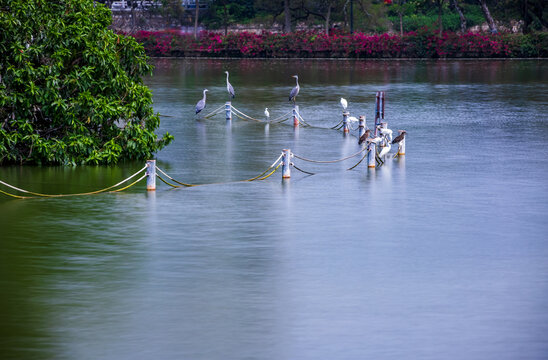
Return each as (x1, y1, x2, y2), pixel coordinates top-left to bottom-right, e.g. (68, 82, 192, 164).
(289, 75, 300, 104)
(224, 71, 235, 99)
(195, 89, 208, 114)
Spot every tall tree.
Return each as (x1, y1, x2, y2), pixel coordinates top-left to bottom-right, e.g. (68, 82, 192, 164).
(435, 0, 444, 37)
(194, 0, 199, 39)
(284, 0, 291, 32)
(0, 0, 172, 165)
(477, 0, 497, 33)
(450, 0, 467, 32)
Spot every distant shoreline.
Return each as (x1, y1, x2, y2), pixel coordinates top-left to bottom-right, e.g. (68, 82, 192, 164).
(130, 30, 548, 59)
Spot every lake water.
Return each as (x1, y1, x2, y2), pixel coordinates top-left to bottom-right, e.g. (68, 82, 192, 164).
(1, 59, 548, 360)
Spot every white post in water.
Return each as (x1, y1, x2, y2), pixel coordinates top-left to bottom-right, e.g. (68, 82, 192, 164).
(342, 111, 349, 133)
(146, 160, 156, 191)
(358, 115, 366, 140)
(367, 144, 376, 168)
(282, 149, 291, 178)
(225, 101, 232, 122)
(292, 105, 299, 127)
(380, 121, 388, 147)
(398, 137, 406, 156)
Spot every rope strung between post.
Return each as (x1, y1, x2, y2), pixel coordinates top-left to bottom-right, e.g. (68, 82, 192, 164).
(231, 106, 264, 122)
(154, 153, 283, 187)
(292, 147, 367, 164)
(291, 163, 316, 175)
(110, 173, 148, 192)
(268, 111, 292, 123)
(156, 173, 184, 188)
(347, 151, 369, 170)
(204, 104, 226, 119)
(295, 109, 312, 127)
(330, 120, 344, 129)
(0, 166, 147, 198)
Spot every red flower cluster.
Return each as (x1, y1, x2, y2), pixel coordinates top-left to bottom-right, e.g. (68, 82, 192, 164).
(128, 28, 544, 58)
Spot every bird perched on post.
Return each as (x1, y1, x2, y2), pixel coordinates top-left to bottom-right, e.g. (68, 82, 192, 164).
(195, 89, 208, 114)
(289, 75, 300, 104)
(392, 130, 407, 157)
(377, 124, 393, 141)
(378, 141, 392, 158)
(340, 97, 348, 110)
(392, 130, 406, 145)
(265, 108, 270, 120)
(358, 129, 371, 145)
(224, 71, 235, 99)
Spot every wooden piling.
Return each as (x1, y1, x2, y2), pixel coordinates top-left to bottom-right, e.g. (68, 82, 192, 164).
(293, 105, 299, 127)
(225, 101, 232, 122)
(146, 160, 156, 191)
(343, 111, 350, 133)
(367, 144, 376, 168)
(282, 149, 291, 178)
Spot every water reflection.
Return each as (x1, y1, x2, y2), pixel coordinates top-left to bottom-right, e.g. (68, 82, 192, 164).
(2, 59, 548, 360)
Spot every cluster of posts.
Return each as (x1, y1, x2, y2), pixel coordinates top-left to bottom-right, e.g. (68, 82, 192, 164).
(146, 91, 405, 189)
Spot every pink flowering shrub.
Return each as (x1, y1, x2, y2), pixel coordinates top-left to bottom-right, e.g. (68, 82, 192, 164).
(128, 29, 546, 58)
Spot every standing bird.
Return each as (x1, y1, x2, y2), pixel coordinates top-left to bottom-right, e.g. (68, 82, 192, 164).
(224, 71, 235, 99)
(288, 75, 300, 104)
(392, 130, 407, 157)
(340, 97, 348, 110)
(378, 141, 392, 158)
(264, 107, 270, 120)
(377, 124, 393, 142)
(195, 89, 208, 114)
(358, 129, 371, 145)
(391, 130, 406, 145)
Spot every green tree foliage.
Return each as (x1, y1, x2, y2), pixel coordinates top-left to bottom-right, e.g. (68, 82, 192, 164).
(0, 0, 173, 165)
(203, 0, 256, 34)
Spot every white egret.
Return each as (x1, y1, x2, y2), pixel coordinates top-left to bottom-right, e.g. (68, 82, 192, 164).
(340, 97, 348, 110)
(347, 116, 358, 123)
(378, 141, 392, 158)
(264, 107, 270, 119)
(377, 125, 393, 141)
(195, 89, 208, 114)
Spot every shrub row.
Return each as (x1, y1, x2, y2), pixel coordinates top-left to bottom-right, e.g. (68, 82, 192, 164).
(130, 28, 548, 59)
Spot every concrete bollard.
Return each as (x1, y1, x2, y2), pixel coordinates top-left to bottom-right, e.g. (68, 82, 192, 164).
(343, 111, 349, 133)
(225, 101, 232, 122)
(358, 115, 366, 140)
(146, 159, 156, 191)
(367, 143, 376, 168)
(282, 149, 291, 178)
(293, 105, 299, 127)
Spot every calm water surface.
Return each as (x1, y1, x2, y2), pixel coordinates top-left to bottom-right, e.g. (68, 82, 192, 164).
(1, 59, 548, 360)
